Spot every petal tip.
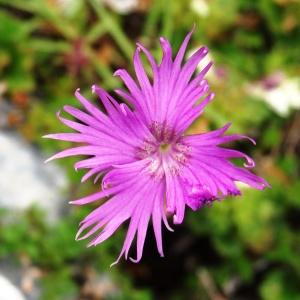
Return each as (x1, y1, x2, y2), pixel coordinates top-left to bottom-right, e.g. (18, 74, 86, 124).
(56, 110, 61, 118)
(75, 88, 80, 96)
(173, 214, 183, 225)
(129, 256, 140, 263)
(113, 69, 123, 77)
(110, 261, 117, 268)
(92, 84, 102, 94)
(44, 156, 54, 164)
(136, 42, 143, 48)
(202, 46, 209, 54)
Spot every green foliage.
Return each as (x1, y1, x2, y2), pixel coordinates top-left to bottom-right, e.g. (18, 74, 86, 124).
(0, 10, 36, 91)
(0, 0, 299, 299)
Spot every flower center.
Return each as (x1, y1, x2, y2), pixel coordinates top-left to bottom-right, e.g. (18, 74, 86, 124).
(136, 122, 191, 179)
(159, 143, 170, 152)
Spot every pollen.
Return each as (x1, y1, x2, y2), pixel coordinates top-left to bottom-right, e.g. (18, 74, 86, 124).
(159, 143, 170, 152)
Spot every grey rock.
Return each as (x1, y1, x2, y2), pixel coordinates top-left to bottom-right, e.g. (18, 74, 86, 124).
(0, 131, 68, 223)
(0, 273, 26, 300)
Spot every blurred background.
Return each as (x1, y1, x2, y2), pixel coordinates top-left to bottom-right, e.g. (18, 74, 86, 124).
(0, 0, 300, 299)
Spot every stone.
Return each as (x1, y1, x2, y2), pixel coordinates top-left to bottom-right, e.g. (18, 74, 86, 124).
(0, 274, 26, 300)
(0, 131, 68, 223)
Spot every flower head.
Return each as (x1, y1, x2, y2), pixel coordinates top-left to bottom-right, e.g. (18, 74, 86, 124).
(45, 28, 269, 265)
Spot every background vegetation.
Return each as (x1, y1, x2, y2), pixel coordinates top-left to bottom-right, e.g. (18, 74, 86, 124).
(0, 0, 299, 299)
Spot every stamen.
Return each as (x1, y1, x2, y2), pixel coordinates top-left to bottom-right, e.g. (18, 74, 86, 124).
(150, 121, 173, 143)
(137, 122, 191, 178)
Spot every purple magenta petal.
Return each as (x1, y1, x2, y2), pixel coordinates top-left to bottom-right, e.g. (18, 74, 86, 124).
(45, 28, 269, 264)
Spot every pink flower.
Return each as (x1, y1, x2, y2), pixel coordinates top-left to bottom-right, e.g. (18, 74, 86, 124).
(45, 28, 268, 265)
